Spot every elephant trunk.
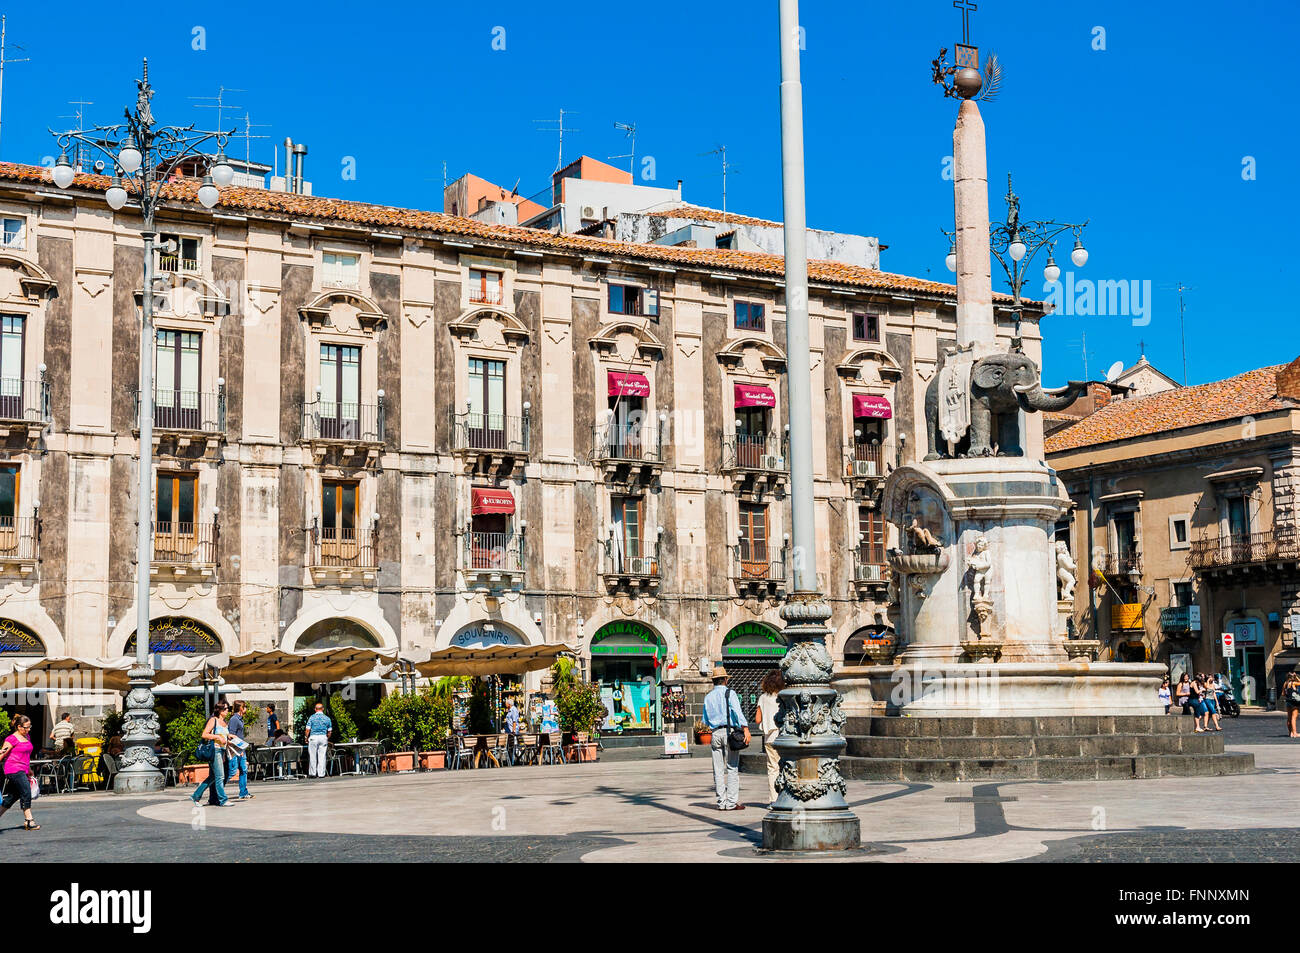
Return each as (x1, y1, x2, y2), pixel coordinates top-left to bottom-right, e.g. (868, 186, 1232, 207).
(1013, 380, 1088, 413)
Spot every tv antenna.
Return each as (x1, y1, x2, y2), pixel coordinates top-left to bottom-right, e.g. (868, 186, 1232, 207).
(534, 108, 579, 173)
(1176, 282, 1190, 385)
(190, 85, 245, 138)
(0, 16, 30, 158)
(236, 111, 271, 168)
(609, 121, 637, 174)
(700, 145, 738, 218)
(58, 99, 95, 170)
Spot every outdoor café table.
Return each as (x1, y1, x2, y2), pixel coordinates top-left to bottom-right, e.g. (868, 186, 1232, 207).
(332, 742, 371, 776)
(270, 745, 304, 780)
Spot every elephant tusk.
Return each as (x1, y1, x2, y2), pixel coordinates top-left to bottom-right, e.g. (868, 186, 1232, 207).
(1011, 383, 1035, 394)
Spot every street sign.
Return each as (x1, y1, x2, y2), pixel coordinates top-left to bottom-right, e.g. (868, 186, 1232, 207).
(1221, 632, 1235, 657)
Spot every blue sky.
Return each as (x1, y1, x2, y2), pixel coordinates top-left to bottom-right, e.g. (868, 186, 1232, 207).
(3, 0, 1293, 385)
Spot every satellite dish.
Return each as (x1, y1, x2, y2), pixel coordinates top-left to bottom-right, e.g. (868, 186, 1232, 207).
(1105, 360, 1124, 382)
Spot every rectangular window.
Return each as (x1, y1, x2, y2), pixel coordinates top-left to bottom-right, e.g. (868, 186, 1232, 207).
(1, 218, 24, 250)
(469, 268, 504, 306)
(608, 283, 658, 318)
(155, 329, 201, 429)
(0, 315, 23, 420)
(1226, 496, 1250, 538)
(0, 465, 16, 554)
(859, 508, 886, 565)
(612, 495, 643, 564)
(155, 473, 198, 557)
(1172, 581, 1194, 607)
(321, 479, 359, 557)
(158, 233, 200, 272)
(738, 502, 769, 577)
(852, 312, 880, 342)
(466, 357, 507, 449)
(734, 301, 765, 332)
(320, 344, 361, 438)
(322, 252, 360, 289)
(1169, 514, 1190, 550)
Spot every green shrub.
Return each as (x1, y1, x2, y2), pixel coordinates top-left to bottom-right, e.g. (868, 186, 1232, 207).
(327, 694, 358, 742)
(0, 710, 10, 738)
(372, 689, 452, 751)
(98, 709, 124, 743)
(556, 680, 607, 734)
(164, 698, 208, 765)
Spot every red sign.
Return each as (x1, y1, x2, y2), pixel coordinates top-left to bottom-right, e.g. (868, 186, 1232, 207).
(471, 487, 515, 515)
(734, 383, 776, 409)
(607, 371, 650, 398)
(852, 394, 892, 420)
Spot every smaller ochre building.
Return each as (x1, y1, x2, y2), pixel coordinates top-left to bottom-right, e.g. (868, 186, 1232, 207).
(1047, 358, 1300, 706)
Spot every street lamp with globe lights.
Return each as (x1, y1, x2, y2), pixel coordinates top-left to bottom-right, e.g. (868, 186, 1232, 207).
(48, 59, 234, 795)
(945, 173, 1088, 351)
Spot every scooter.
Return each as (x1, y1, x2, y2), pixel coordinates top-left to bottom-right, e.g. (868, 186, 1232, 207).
(1216, 683, 1241, 718)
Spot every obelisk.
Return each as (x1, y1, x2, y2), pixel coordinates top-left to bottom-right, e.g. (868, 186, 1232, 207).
(953, 94, 996, 356)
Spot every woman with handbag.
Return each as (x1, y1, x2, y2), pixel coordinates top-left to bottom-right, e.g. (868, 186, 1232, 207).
(191, 702, 231, 807)
(755, 669, 786, 807)
(1283, 672, 1300, 738)
(0, 714, 39, 830)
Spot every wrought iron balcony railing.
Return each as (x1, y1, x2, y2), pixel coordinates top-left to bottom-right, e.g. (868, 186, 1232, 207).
(593, 421, 662, 464)
(721, 433, 787, 472)
(451, 411, 529, 455)
(853, 544, 888, 584)
(152, 521, 217, 565)
(311, 526, 378, 569)
(141, 389, 225, 434)
(157, 254, 199, 273)
(464, 531, 523, 573)
(602, 550, 660, 578)
(0, 517, 38, 562)
(1102, 548, 1142, 577)
(1189, 530, 1300, 570)
(302, 400, 385, 443)
(0, 379, 50, 425)
(731, 547, 787, 585)
(468, 285, 505, 306)
(844, 442, 885, 480)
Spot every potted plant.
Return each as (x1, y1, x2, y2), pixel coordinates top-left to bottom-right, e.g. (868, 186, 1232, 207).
(555, 679, 606, 763)
(164, 698, 210, 784)
(372, 691, 418, 772)
(416, 690, 452, 770)
(694, 719, 712, 746)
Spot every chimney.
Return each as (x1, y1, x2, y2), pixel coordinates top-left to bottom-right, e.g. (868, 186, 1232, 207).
(1277, 356, 1300, 401)
(293, 144, 308, 194)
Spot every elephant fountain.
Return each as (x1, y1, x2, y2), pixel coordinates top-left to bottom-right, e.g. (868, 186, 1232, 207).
(923, 349, 1101, 459)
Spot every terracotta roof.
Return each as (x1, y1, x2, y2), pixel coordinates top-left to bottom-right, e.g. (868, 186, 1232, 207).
(1045, 363, 1297, 454)
(644, 204, 784, 229)
(0, 162, 1024, 304)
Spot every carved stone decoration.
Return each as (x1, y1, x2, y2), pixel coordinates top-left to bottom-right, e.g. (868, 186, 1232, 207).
(114, 664, 165, 793)
(967, 536, 991, 600)
(1056, 540, 1078, 601)
(774, 756, 848, 801)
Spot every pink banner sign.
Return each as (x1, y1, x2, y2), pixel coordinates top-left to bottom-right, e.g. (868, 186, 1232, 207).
(607, 371, 650, 398)
(734, 383, 776, 409)
(852, 394, 892, 419)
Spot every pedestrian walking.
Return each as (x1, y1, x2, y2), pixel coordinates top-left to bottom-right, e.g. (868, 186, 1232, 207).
(755, 669, 786, 806)
(703, 665, 750, 812)
(265, 704, 279, 745)
(1175, 673, 1192, 714)
(1158, 676, 1171, 714)
(0, 714, 40, 830)
(49, 712, 75, 756)
(305, 702, 332, 778)
(191, 702, 231, 808)
(1203, 674, 1222, 731)
(227, 701, 253, 800)
(1284, 673, 1300, 738)
(504, 697, 521, 763)
(1189, 675, 1209, 733)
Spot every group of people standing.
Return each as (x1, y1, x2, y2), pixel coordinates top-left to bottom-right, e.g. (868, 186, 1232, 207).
(1163, 673, 1226, 732)
(701, 666, 787, 812)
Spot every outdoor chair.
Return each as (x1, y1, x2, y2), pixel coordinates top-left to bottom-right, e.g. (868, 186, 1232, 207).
(157, 753, 178, 787)
(538, 732, 566, 765)
(247, 747, 271, 781)
(100, 752, 120, 790)
(517, 733, 539, 766)
(36, 758, 66, 794)
(447, 734, 473, 771)
(489, 733, 510, 767)
(357, 743, 382, 775)
(66, 754, 98, 793)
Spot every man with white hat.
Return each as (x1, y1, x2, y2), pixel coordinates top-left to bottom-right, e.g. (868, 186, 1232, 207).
(703, 664, 750, 811)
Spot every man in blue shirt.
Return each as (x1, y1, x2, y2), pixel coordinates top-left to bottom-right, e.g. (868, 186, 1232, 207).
(703, 666, 750, 811)
(305, 702, 333, 778)
(227, 701, 252, 800)
(504, 698, 521, 764)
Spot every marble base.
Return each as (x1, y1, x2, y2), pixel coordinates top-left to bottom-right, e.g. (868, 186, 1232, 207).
(834, 661, 1166, 717)
(762, 809, 862, 852)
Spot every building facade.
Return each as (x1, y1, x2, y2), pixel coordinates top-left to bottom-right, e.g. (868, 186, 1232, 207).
(0, 160, 1044, 730)
(1047, 360, 1300, 706)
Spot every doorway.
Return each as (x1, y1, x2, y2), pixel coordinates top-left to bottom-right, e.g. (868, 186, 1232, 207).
(1230, 648, 1266, 707)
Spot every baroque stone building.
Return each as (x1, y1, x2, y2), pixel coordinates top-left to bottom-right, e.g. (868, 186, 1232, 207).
(0, 161, 1043, 729)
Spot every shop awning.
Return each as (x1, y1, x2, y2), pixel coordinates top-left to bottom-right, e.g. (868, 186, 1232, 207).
(852, 394, 892, 419)
(407, 643, 575, 678)
(734, 383, 776, 408)
(471, 487, 515, 515)
(607, 371, 650, 398)
(195, 648, 397, 685)
(0, 656, 195, 694)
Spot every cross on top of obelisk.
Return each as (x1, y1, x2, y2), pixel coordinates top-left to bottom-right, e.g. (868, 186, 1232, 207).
(953, 0, 979, 70)
(954, 0, 977, 44)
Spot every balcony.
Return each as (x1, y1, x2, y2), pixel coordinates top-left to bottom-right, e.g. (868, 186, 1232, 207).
(151, 522, 217, 580)
(0, 379, 49, 446)
(852, 545, 889, 595)
(309, 526, 378, 585)
(1159, 605, 1201, 637)
(601, 550, 660, 592)
(0, 517, 38, 575)
(462, 531, 524, 588)
(302, 400, 385, 463)
(1102, 547, 1142, 579)
(731, 548, 787, 597)
(157, 254, 199, 274)
(844, 443, 886, 493)
(1111, 603, 1144, 632)
(451, 411, 530, 475)
(1189, 530, 1300, 577)
(720, 434, 788, 497)
(468, 285, 505, 307)
(592, 421, 662, 482)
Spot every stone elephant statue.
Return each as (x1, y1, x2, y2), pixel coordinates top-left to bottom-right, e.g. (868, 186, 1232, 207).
(924, 350, 1093, 459)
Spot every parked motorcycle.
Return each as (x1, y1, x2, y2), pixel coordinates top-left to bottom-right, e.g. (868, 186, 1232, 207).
(1216, 683, 1241, 718)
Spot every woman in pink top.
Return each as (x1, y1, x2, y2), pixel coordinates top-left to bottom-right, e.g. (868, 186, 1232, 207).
(0, 714, 39, 830)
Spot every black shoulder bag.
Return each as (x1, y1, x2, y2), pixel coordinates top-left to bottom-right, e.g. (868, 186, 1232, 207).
(726, 688, 749, 751)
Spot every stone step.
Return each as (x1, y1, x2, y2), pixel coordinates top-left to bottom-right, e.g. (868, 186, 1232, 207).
(844, 715, 1200, 738)
(845, 731, 1225, 760)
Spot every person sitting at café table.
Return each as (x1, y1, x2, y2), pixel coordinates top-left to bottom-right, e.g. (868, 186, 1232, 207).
(49, 713, 76, 756)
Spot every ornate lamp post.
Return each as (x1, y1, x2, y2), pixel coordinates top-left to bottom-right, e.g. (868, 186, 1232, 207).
(945, 175, 1089, 350)
(50, 60, 233, 793)
(762, 0, 860, 852)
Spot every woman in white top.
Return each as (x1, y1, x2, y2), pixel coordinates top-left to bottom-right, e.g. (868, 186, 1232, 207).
(754, 669, 787, 807)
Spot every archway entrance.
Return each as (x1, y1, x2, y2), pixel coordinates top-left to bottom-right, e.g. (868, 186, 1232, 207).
(296, 618, 380, 651)
(0, 619, 47, 733)
(448, 622, 527, 732)
(842, 625, 895, 666)
(590, 620, 664, 733)
(721, 621, 787, 721)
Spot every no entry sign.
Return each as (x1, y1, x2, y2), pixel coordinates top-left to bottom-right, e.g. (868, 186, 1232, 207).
(1221, 632, 1235, 657)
